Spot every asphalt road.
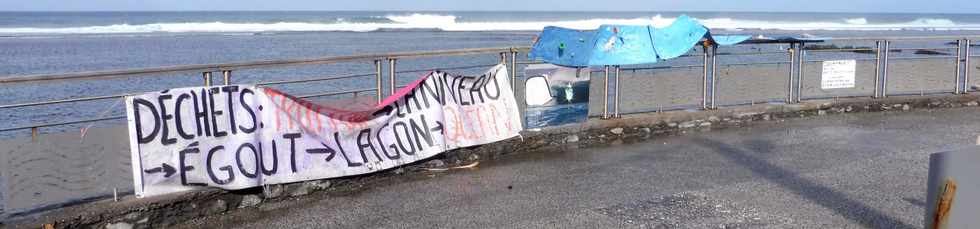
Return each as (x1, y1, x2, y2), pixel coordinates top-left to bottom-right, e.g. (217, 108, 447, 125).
(180, 107, 980, 228)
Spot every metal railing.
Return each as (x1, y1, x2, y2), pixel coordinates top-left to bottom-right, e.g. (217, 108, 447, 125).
(3, 35, 980, 136)
(0, 47, 530, 137)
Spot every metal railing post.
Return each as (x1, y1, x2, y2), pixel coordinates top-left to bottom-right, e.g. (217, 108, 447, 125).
(603, 65, 610, 119)
(222, 70, 231, 85)
(710, 44, 718, 109)
(788, 44, 796, 103)
(511, 50, 518, 90)
(388, 58, 397, 95)
(882, 41, 891, 97)
(874, 41, 882, 98)
(702, 45, 710, 109)
(956, 39, 963, 94)
(614, 65, 621, 117)
(967, 39, 972, 92)
(203, 72, 212, 87)
(375, 59, 383, 103)
(797, 43, 806, 103)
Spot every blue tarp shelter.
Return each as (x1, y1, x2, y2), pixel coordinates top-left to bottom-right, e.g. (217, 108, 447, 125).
(528, 15, 751, 67)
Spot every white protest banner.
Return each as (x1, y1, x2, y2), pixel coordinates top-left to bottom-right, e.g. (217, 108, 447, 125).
(821, 59, 856, 89)
(126, 64, 522, 197)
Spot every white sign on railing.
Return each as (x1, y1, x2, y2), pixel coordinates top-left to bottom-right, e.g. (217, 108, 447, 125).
(125, 64, 522, 197)
(821, 59, 857, 89)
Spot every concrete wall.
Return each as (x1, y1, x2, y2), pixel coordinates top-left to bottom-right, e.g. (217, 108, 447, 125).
(1, 127, 131, 217)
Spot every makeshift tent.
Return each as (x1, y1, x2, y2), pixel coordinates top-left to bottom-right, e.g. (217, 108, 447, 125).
(528, 15, 751, 67)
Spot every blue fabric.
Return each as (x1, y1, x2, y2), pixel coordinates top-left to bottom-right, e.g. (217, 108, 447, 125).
(709, 35, 752, 46)
(528, 14, 750, 67)
(527, 26, 595, 67)
(587, 25, 659, 66)
(651, 15, 709, 60)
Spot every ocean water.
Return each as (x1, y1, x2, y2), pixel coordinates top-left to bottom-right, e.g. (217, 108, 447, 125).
(2, 11, 980, 136)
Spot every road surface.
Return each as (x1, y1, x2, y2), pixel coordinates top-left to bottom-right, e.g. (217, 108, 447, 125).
(180, 107, 980, 228)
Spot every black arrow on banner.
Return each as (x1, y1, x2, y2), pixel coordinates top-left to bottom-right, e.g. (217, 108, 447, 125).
(306, 142, 336, 162)
(432, 121, 444, 134)
(144, 163, 176, 178)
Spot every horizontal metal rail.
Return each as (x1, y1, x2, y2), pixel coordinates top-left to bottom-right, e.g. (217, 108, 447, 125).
(829, 35, 980, 41)
(799, 93, 877, 101)
(394, 63, 499, 74)
(257, 73, 375, 86)
(802, 58, 879, 63)
(621, 65, 705, 71)
(804, 48, 876, 53)
(515, 61, 544, 65)
(888, 56, 958, 60)
(0, 46, 531, 84)
(677, 54, 706, 58)
(885, 90, 957, 96)
(0, 93, 129, 109)
(718, 61, 793, 67)
(296, 88, 377, 99)
(717, 51, 791, 56)
(0, 115, 126, 132)
(1, 87, 376, 132)
(888, 47, 957, 51)
(0, 73, 377, 109)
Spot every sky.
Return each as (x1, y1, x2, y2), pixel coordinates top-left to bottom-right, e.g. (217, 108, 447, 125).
(0, 0, 978, 14)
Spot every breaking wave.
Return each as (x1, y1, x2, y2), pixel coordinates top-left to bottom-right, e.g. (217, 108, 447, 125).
(1, 13, 979, 35)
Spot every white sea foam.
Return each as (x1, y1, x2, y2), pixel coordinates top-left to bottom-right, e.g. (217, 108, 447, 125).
(1, 13, 978, 35)
(845, 18, 868, 25)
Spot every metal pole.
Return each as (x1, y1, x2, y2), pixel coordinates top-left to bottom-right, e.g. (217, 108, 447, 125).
(882, 41, 891, 97)
(511, 50, 518, 90)
(702, 46, 710, 109)
(388, 58, 396, 96)
(956, 39, 963, 94)
(788, 44, 796, 103)
(710, 45, 718, 109)
(203, 72, 212, 87)
(874, 41, 882, 98)
(614, 65, 621, 117)
(375, 59, 383, 103)
(603, 65, 609, 119)
(222, 70, 231, 85)
(797, 43, 806, 103)
(966, 39, 972, 92)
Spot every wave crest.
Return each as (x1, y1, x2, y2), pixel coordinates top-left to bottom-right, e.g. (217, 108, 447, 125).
(1, 14, 979, 35)
(845, 18, 868, 25)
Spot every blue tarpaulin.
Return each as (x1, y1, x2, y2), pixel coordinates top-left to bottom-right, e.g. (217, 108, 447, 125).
(529, 15, 751, 67)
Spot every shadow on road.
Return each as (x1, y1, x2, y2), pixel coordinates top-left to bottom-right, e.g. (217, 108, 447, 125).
(691, 137, 915, 229)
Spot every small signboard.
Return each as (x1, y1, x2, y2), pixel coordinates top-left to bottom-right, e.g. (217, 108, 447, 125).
(821, 59, 856, 89)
